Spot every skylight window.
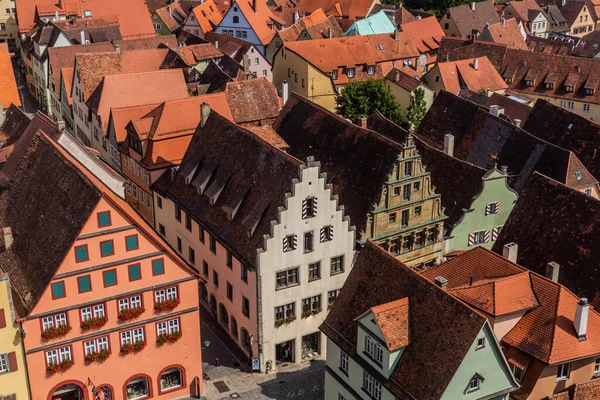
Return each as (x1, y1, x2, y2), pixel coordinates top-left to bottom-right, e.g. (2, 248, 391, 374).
(84, 10, 92, 17)
(378, 44, 384, 50)
(575, 170, 582, 180)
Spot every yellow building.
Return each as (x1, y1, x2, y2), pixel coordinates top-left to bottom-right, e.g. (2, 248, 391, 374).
(385, 68, 435, 122)
(272, 33, 422, 112)
(0, 272, 30, 400)
(0, 1, 18, 51)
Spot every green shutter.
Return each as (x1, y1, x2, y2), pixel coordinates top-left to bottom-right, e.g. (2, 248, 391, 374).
(129, 264, 141, 281)
(51, 282, 65, 298)
(125, 235, 139, 251)
(97, 211, 111, 227)
(152, 259, 165, 275)
(100, 241, 114, 257)
(77, 276, 91, 293)
(103, 270, 117, 287)
(75, 245, 88, 262)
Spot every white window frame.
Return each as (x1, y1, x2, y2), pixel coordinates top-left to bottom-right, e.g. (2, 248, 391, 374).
(81, 307, 93, 321)
(157, 321, 168, 335)
(0, 353, 8, 373)
(84, 339, 97, 356)
(468, 376, 480, 392)
(133, 327, 144, 343)
(166, 287, 177, 300)
(45, 349, 59, 365)
(155, 289, 166, 303)
(42, 316, 54, 330)
(340, 351, 349, 373)
(120, 331, 132, 346)
(594, 358, 600, 376)
(557, 362, 570, 381)
(476, 337, 486, 349)
(473, 230, 486, 244)
(93, 304, 105, 318)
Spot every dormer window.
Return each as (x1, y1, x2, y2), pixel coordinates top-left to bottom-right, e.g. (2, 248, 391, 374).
(566, 85, 574, 92)
(546, 83, 554, 89)
(505, 77, 513, 84)
(347, 68, 355, 78)
(84, 10, 92, 17)
(332, 70, 338, 80)
(364, 336, 383, 366)
(526, 80, 534, 87)
(586, 88, 594, 95)
(367, 65, 375, 75)
(468, 375, 482, 392)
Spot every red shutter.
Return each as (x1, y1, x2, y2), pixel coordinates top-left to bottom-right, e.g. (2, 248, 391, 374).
(0, 308, 6, 328)
(8, 351, 17, 372)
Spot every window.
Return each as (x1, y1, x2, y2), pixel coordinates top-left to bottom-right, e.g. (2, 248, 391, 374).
(304, 231, 314, 252)
(584, 103, 591, 112)
(84, 336, 109, 356)
(202, 261, 208, 277)
(401, 210, 410, 227)
(126, 376, 149, 400)
(331, 256, 344, 275)
(414, 206, 422, 216)
(103, 270, 117, 287)
(126, 263, 141, 281)
(0, 353, 8, 373)
(402, 184, 411, 201)
(42, 313, 68, 331)
(485, 202, 499, 215)
(242, 296, 250, 317)
(468, 375, 481, 392)
(233, 16, 239, 23)
(119, 295, 142, 311)
(404, 161, 413, 176)
(100, 240, 114, 257)
(81, 304, 105, 321)
(389, 213, 397, 224)
(160, 367, 183, 392)
(512, 363, 525, 382)
(152, 258, 165, 275)
(213, 270, 219, 287)
(157, 318, 180, 335)
(328, 289, 340, 307)
(302, 295, 321, 314)
(347, 68, 355, 78)
(320, 225, 334, 242)
(241, 264, 249, 282)
(585, 188, 593, 196)
(557, 363, 570, 381)
(51, 282, 66, 299)
(367, 65, 375, 75)
(413, 181, 420, 191)
(340, 351, 349, 374)
(227, 282, 233, 301)
(189, 247, 196, 265)
(77, 275, 92, 293)
(45, 346, 71, 366)
(469, 230, 488, 246)
(308, 262, 320, 281)
(177, 237, 182, 253)
(175, 205, 181, 222)
(594, 358, 600, 376)
(97, 211, 111, 227)
(153, 22, 161, 30)
(199, 226, 205, 243)
(283, 234, 297, 251)
(276, 267, 299, 288)
(332, 70, 338, 80)
(125, 235, 139, 251)
(393, 186, 400, 196)
(75, 245, 89, 262)
(210, 235, 217, 254)
(226, 250, 232, 269)
(561, 100, 574, 110)
(435, 75, 440, 83)
(275, 302, 295, 320)
(365, 336, 383, 365)
(157, 196, 163, 209)
(476, 337, 485, 349)
(363, 371, 381, 399)
(303, 197, 317, 218)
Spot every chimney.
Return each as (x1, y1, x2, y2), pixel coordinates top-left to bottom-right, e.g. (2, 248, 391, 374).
(200, 102, 210, 128)
(473, 58, 479, 70)
(561, 0, 566, 6)
(294, 9, 300, 24)
(395, 69, 400, 81)
(416, 15, 422, 20)
(500, 165, 508, 174)
(443, 133, 455, 157)
(503, 242, 518, 263)
(55, 10, 59, 20)
(80, 29, 85, 44)
(170, 168, 177, 181)
(394, 29, 398, 41)
(501, 17, 505, 26)
(359, 117, 367, 129)
(513, 118, 522, 128)
(214, 40, 219, 49)
(486, 88, 491, 97)
(3, 227, 13, 250)
(417, 53, 427, 73)
(282, 79, 289, 104)
(57, 120, 66, 131)
(328, 27, 332, 38)
(574, 298, 589, 341)
(546, 262, 560, 282)
(115, 44, 120, 53)
(471, 1, 476, 11)
(434, 276, 448, 289)
(489, 105, 504, 117)
(242, 54, 250, 74)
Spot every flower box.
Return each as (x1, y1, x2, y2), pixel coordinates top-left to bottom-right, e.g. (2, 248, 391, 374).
(84, 349, 110, 364)
(285, 315, 296, 324)
(81, 316, 108, 330)
(157, 331, 182, 345)
(118, 306, 145, 321)
(275, 318, 285, 327)
(46, 359, 74, 374)
(41, 324, 72, 340)
(275, 315, 297, 327)
(155, 298, 180, 312)
(301, 311, 312, 319)
(121, 340, 147, 355)
(312, 307, 322, 316)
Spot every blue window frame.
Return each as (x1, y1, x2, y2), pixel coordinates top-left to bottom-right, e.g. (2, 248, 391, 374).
(129, 264, 141, 281)
(125, 235, 139, 251)
(103, 270, 117, 287)
(152, 259, 165, 275)
(77, 275, 91, 293)
(51, 281, 66, 299)
(75, 245, 89, 262)
(100, 240, 114, 257)
(97, 211, 111, 228)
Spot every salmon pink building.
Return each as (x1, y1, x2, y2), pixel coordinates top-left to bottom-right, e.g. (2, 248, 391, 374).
(0, 129, 202, 400)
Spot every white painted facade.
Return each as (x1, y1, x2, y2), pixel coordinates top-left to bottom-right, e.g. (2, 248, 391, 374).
(153, 161, 355, 371)
(70, 58, 94, 147)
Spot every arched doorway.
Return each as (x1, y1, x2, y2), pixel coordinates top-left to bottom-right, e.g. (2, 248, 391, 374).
(48, 381, 87, 400)
(95, 385, 113, 400)
(219, 303, 229, 328)
(209, 295, 217, 314)
(231, 316, 238, 339)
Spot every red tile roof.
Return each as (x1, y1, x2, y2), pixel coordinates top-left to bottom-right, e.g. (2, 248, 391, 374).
(234, 0, 279, 45)
(297, 0, 376, 20)
(277, 9, 343, 41)
(447, 0, 502, 37)
(177, 43, 224, 65)
(0, 43, 21, 108)
(370, 298, 411, 351)
(155, 2, 187, 32)
(191, 0, 223, 34)
(482, 18, 528, 50)
(225, 78, 281, 123)
(109, 104, 160, 144)
(435, 56, 508, 94)
(398, 16, 445, 53)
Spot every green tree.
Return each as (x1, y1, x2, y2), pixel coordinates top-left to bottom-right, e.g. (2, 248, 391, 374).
(406, 87, 428, 132)
(336, 79, 402, 124)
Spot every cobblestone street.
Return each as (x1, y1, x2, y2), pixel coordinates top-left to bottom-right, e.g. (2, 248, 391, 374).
(200, 314, 325, 400)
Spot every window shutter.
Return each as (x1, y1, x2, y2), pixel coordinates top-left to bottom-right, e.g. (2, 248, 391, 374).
(302, 199, 308, 219)
(0, 308, 5, 329)
(493, 202, 499, 214)
(485, 203, 491, 215)
(492, 226, 502, 241)
(468, 232, 476, 246)
(484, 230, 491, 243)
(283, 237, 289, 252)
(320, 227, 325, 243)
(7, 352, 17, 372)
(292, 234, 298, 249)
(312, 197, 318, 216)
(329, 225, 334, 240)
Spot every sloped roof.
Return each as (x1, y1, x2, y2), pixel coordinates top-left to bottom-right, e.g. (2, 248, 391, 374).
(438, 37, 508, 71)
(0, 44, 20, 108)
(247, 125, 288, 149)
(551, 380, 600, 400)
(151, 111, 303, 267)
(321, 241, 488, 400)
(345, 10, 395, 35)
(51, 17, 123, 44)
(522, 99, 600, 179)
(224, 78, 280, 123)
(204, 31, 254, 63)
(277, 10, 343, 41)
(385, 68, 422, 91)
(197, 58, 243, 93)
(573, 31, 600, 57)
(493, 172, 600, 309)
(0, 105, 31, 164)
(483, 18, 528, 50)
(109, 104, 160, 144)
(273, 93, 402, 237)
(435, 56, 508, 95)
(370, 298, 411, 351)
(484, 93, 533, 125)
(86, 69, 189, 131)
(297, 0, 375, 20)
(232, 0, 278, 45)
(508, 0, 543, 23)
(398, 15, 446, 53)
(447, 0, 502, 37)
(155, 2, 188, 32)
(177, 43, 224, 65)
(191, 0, 223, 34)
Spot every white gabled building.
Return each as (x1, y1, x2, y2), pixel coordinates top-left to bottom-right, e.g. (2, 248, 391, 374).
(152, 108, 355, 371)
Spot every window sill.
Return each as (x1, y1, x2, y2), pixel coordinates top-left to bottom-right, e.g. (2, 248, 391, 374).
(276, 283, 300, 291)
(308, 277, 321, 283)
(362, 351, 383, 368)
(330, 271, 345, 277)
(556, 377, 569, 382)
(338, 367, 349, 377)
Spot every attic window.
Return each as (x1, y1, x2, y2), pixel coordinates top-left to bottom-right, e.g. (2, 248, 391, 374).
(347, 68, 355, 78)
(84, 10, 92, 17)
(468, 376, 481, 392)
(546, 83, 554, 90)
(332, 70, 338, 80)
(505, 77, 513, 84)
(575, 170, 582, 180)
(566, 85, 574, 92)
(526, 80, 534, 87)
(378, 44, 384, 50)
(367, 65, 375, 75)
(586, 88, 594, 95)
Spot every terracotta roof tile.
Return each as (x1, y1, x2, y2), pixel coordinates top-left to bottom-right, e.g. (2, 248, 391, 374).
(507, 0, 543, 22)
(233, 0, 277, 45)
(448, 0, 502, 37)
(191, 0, 223, 34)
(321, 241, 489, 400)
(297, 0, 375, 20)
(484, 93, 532, 125)
(278, 10, 343, 41)
(483, 18, 528, 50)
(438, 37, 508, 71)
(370, 298, 411, 351)
(0, 44, 21, 108)
(247, 125, 288, 149)
(526, 35, 574, 55)
(204, 32, 254, 63)
(109, 104, 160, 144)
(177, 43, 224, 65)
(0, 105, 31, 163)
(156, 3, 188, 32)
(436, 56, 508, 95)
(225, 78, 280, 123)
(398, 16, 446, 53)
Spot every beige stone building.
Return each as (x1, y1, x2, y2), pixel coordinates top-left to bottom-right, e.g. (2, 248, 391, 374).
(0, 0, 17, 51)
